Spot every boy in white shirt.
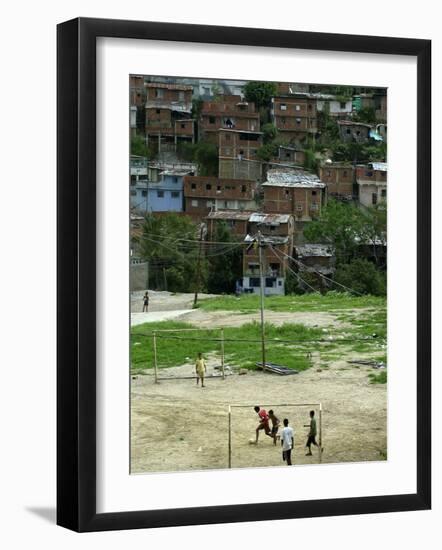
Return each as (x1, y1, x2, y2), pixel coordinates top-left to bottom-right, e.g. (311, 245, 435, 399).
(280, 418, 294, 466)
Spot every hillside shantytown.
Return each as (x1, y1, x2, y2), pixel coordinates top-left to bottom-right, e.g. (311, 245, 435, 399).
(129, 77, 387, 474)
(130, 77, 386, 297)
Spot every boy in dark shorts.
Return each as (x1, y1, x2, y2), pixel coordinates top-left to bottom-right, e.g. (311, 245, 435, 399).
(254, 406, 272, 443)
(268, 409, 280, 445)
(304, 410, 322, 456)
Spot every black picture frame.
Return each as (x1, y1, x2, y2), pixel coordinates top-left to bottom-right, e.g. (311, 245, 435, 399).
(57, 17, 431, 532)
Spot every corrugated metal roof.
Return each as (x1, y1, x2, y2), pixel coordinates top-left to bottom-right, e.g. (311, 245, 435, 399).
(244, 234, 289, 245)
(145, 83, 193, 91)
(206, 211, 253, 221)
(263, 169, 325, 188)
(296, 244, 335, 257)
(249, 213, 291, 224)
(369, 162, 388, 172)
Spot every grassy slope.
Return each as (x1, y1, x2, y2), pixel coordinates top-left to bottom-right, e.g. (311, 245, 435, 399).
(131, 293, 387, 374)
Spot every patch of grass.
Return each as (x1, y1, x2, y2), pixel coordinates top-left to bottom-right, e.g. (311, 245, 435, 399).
(198, 292, 386, 314)
(130, 320, 322, 373)
(368, 370, 387, 384)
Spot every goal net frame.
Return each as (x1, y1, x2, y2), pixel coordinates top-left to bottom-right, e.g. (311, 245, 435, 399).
(227, 402, 323, 468)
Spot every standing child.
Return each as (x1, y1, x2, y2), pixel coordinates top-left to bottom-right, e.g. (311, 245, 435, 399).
(280, 418, 294, 465)
(142, 291, 149, 312)
(195, 352, 206, 388)
(304, 410, 321, 456)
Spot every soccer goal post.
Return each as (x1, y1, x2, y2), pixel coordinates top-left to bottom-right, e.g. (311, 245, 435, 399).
(152, 327, 226, 383)
(227, 402, 323, 468)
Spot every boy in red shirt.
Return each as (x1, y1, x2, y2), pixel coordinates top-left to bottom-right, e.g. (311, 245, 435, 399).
(254, 406, 272, 444)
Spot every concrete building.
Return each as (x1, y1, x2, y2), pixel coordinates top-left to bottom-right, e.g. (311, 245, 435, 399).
(356, 162, 387, 208)
(183, 176, 257, 219)
(271, 93, 317, 145)
(270, 145, 305, 167)
(145, 83, 195, 152)
(315, 94, 353, 118)
(319, 163, 354, 200)
(239, 213, 295, 296)
(131, 169, 192, 214)
(337, 120, 372, 143)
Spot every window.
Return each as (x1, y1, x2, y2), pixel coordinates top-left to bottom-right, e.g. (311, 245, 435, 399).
(239, 150, 244, 155)
(372, 193, 378, 205)
(308, 104, 312, 111)
(250, 278, 260, 287)
(280, 103, 287, 111)
(265, 278, 276, 288)
(285, 189, 290, 197)
(295, 105, 301, 111)
(296, 118, 301, 124)
(340, 102, 346, 109)
(366, 171, 373, 177)
(191, 199, 198, 207)
(296, 204, 303, 211)
(181, 123, 185, 129)
(286, 152, 291, 158)
(216, 185, 221, 192)
(173, 177, 178, 183)
(155, 89, 163, 98)
(343, 170, 348, 177)
(312, 191, 317, 196)
(206, 184, 212, 190)
(356, 130, 361, 136)
(156, 109, 161, 114)
(381, 189, 387, 199)
(311, 203, 319, 210)
(209, 116, 215, 124)
(241, 185, 246, 192)
(346, 129, 351, 134)
(191, 183, 196, 190)
(130, 190, 137, 196)
(157, 190, 164, 198)
(206, 200, 213, 207)
(141, 190, 147, 197)
(130, 175, 137, 185)
(171, 191, 179, 198)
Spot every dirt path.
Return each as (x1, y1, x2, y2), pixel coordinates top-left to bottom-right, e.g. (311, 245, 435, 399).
(131, 357, 386, 473)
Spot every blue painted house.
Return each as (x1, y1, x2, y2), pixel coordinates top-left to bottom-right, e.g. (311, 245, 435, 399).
(131, 169, 191, 213)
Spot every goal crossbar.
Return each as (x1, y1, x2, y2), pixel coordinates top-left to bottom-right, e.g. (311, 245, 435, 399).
(228, 402, 323, 468)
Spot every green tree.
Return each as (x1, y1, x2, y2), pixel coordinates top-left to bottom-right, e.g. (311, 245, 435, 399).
(194, 141, 219, 176)
(358, 203, 387, 266)
(334, 259, 386, 296)
(243, 81, 277, 109)
(206, 222, 242, 294)
(131, 134, 148, 157)
(304, 199, 365, 265)
(303, 149, 318, 173)
(140, 214, 207, 292)
(261, 123, 278, 144)
(353, 106, 376, 124)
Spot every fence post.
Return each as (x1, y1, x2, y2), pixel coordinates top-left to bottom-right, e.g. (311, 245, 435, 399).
(319, 403, 323, 464)
(221, 328, 225, 380)
(153, 331, 158, 384)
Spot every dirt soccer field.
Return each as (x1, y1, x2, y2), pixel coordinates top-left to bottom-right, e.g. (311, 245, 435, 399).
(130, 293, 387, 473)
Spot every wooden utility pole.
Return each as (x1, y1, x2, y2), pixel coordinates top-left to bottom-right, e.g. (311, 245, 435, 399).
(257, 231, 266, 369)
(193, 223, 205, 308)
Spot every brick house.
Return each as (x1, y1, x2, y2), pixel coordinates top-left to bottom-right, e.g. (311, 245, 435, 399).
(218, 128, 263, 181)
(145, 83, 195, 152)
(199, 95, 260, 142)
(183, 176, 257, 219)
(205, 210, 253, 239)
(319, 163, 354, 200)
(262, 169, 326, 244)
(356, 162, 387, 208)
(271, 93, 317, 145)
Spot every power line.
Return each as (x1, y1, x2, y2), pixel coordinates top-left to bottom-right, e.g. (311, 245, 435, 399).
(268, 244, 318, 293)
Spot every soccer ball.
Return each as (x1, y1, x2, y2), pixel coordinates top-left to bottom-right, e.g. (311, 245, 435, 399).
(248, 438, 256, 445)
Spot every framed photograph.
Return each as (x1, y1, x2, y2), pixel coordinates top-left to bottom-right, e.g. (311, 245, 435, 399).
(57, 17, 431, 532)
